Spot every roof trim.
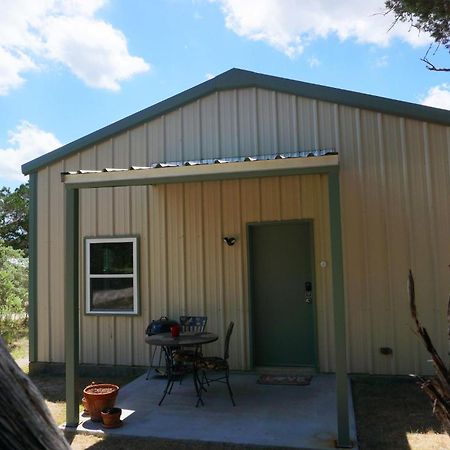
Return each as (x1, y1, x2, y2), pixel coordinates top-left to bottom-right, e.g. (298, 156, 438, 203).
(22, 68, 450, 175)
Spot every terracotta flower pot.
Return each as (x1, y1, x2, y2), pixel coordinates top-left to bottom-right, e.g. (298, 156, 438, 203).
(81, 397, 89, 414)
(101, 407, 122, 428)
(83, 382, 119, 422)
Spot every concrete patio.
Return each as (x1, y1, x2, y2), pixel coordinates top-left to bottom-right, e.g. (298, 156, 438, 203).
(70, 371, 358, 449)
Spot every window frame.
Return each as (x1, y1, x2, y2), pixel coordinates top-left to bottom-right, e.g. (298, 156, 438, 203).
(85, 236, 139, 315)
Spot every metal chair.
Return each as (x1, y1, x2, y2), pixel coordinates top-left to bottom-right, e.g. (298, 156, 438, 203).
(194, 321, 235, 407)
(172, 316, 207, 363)
(179, 316, 208, 333)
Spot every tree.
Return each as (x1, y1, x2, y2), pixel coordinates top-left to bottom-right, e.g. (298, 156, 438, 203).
(385, 0, 450, 71)
(0, 241, 28, 345)
(0, 183, 29, 255)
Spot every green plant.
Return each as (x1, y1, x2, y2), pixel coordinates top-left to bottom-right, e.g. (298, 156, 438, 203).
(0, 240, 28, 346)
(0, 183, 29, 255)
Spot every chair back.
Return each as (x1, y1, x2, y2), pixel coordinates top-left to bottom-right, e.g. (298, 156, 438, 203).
(223, 321, 234, 361)
(179, 316, 207, 333)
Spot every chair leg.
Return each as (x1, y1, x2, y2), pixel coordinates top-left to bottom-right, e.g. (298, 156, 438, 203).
(225, 369, 236, 406)
(203, 371, 210, 387)
(201, 371, 208, 392)
(159, 377, 175, 406)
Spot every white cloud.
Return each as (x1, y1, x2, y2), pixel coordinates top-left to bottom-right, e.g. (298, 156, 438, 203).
(373, 55, 388, 68)
(211, 0, 431, 57)
(43, 16, 149, 91)
(0, 0, 150, 95)
(205, 73, 216, 80)
(420, 84, 450, 110)
(0, 122, 61, 181)
(0, 48, 37, 95)
(307, 57, 320, 68)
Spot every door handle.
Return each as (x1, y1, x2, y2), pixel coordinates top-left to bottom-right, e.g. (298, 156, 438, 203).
(305, 281, 312, 304)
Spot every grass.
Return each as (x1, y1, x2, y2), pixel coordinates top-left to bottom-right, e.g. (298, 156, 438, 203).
(11, 337, 450, 449)
(352, 375, 450, 450)
(7, 324, 28, 361)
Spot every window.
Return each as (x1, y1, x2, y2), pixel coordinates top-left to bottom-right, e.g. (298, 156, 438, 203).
(85, 237, 139, 315)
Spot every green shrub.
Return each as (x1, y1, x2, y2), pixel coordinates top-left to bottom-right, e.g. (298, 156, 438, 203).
(0, 240, 28, 345)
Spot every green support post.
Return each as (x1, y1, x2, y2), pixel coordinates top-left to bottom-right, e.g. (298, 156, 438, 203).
(65, 187, 80, 427)
(328, 169, 352, 448)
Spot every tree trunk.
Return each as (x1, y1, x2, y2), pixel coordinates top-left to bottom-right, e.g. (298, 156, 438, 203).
(0, 337, 71, 449)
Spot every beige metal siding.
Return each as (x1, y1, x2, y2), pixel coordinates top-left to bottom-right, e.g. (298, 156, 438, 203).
(35, 87, 450, 374)
(36, 167, 50, 362)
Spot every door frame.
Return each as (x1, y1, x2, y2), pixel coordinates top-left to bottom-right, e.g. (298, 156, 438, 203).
(247, 219, 319, 371)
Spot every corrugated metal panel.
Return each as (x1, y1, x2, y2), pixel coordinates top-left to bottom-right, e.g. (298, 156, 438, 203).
(184, 182, 205, 314)
(35, 87, 450, 375)
(96, 140, 115, 365)
(36, 168, 50, 362)
(166, 183, 186, 316)
(130, 184, 150, 365)
(48, 160, 65, 362)
(276, 93, 298, 153)
(201, 93, 219, 158)
(112, 132, 133, 366)
(202, 181, 224, 360)
(238, 88, 258, 155)
(257, 89, 277, 155)
(148, 183, 168, 346)
(218, 91, 238, 158)
(222, 180, 245, 369)
(129, 124, 148, 166)
(165, 110, 182, 162)
(182, 101, 201, 161)
(147, 118, 165, 164)
(297, 97, 318, 150)
(79, 150, 98, 364)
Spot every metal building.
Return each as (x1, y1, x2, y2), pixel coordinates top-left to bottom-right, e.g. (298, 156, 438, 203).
(22, 67, 450, 381)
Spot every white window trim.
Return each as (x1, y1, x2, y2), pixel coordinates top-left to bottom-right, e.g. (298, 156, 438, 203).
(85, 237, 139, 315)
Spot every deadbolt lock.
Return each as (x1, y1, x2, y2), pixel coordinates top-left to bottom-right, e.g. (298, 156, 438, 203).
(305, 281, 312, 304)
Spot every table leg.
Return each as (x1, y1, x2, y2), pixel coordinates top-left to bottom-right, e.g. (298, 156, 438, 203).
(158, 346, 175, 406)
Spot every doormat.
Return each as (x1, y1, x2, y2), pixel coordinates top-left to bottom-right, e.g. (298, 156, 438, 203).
(257, 374, 312, 386)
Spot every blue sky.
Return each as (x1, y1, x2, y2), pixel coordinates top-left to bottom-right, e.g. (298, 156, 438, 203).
(1, 0, 449, 189)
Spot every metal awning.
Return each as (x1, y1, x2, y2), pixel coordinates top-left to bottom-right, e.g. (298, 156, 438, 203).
(61, 150, 338, 188)
(61, 147, 351, 447)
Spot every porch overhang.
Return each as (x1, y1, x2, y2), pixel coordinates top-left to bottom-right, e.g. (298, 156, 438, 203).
(61, 151, 352, 447)
(61, 153, 339, 189)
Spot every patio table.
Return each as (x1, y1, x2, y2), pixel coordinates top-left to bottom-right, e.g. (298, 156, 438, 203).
(145, 331, 218, 406)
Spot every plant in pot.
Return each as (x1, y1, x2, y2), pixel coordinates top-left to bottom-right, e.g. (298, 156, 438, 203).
(101, 407, 122, 428)
(83, 382, 120, 422)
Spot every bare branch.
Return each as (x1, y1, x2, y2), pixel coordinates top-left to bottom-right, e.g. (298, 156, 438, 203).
(408, 270, 450, 435)
(421, 57, 450, 72)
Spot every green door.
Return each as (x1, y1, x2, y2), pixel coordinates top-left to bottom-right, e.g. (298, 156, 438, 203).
(249, 221, 316, 367)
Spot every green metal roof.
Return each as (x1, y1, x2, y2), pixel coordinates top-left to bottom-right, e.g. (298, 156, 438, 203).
(22, 68, 450, 175)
